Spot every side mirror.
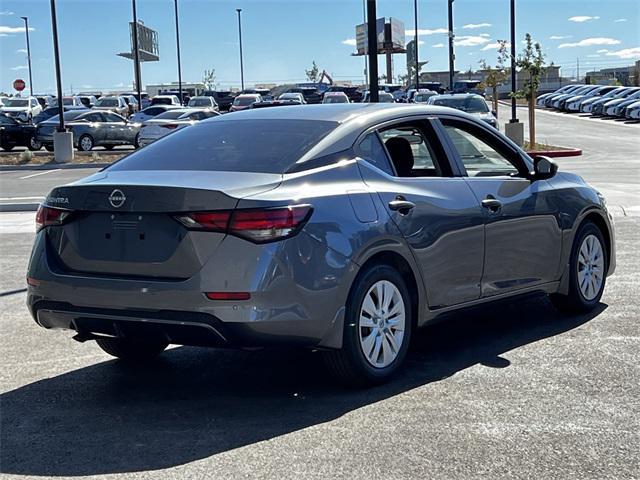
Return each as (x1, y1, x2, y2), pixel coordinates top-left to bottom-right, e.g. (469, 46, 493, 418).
(533, 156, 558, 180)
(491, 110, 497, 117)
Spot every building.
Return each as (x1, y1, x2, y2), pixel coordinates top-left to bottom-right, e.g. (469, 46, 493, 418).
(586, 61, 640, 86)
(146, 82, 205, 97)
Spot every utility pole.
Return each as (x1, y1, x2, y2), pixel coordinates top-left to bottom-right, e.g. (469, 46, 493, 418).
(366, 0, 379, 102)
(509, 0, 518, 123)
(413, 0, 419, 88)
(448, 0, 455, 90)
(50, 0, 64, 132)
(131, 0, 143, 108)
(174, 0, 183, 104)
(20, 16, 34, 97)
(236, 9, 245, 91)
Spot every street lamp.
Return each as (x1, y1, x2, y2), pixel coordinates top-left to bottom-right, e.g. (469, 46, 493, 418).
(20, 16, 34, 98)
(236, 8, 244, 91)
(174, 0, 183, 104)
(448, 0, 455, 90)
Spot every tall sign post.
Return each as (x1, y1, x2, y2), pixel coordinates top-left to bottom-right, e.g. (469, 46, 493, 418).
(448, 0, 455, 90)
(20, 17, 34, 97)
(366, 0, 379, 102)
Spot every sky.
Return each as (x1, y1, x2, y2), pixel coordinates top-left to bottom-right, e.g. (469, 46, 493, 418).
(0, 0, 638, 94)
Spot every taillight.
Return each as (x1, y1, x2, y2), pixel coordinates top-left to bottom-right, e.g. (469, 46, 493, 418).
(35, 205, 73, 232)
(175, 205, 312, 243)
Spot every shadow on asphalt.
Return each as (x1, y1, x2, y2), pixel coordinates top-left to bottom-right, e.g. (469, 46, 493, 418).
(0, 296, 606, 477)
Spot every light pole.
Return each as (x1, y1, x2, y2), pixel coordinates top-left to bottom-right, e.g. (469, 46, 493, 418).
(20, 16, 34, 98)
(509, 0, 518, 123)
(362, 0, 367, 88)
(366, 0, 378, 102)
(448, 0, 455, 90)
(49, 0, 64, 132)
(413, 0, 419, 89)
(174, 0, 183, 104)
(131, 0, 143, 109)
(236, 8, 244, 91)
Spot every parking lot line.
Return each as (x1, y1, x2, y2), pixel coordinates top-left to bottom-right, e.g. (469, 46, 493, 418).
(19, 169, 61, 180)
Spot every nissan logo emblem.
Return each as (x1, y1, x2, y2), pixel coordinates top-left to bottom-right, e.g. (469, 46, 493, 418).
(108, 189, 126, 208)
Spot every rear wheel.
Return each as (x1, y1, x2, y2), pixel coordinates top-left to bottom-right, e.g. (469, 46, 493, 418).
(96, 337, 168, 361)
(324, 264, 412, 387)
(551, 221, 607, 314)
(28, 136, 42, 151)
(78, 134, 94, 151)
(134, 133, 141, 148)
(0, 144, 13, 151)
(44, 144, 54, 152)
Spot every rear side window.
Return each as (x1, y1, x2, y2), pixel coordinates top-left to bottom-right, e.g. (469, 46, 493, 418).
(356, 133, 394, 175)
(108, 119, 338, 173)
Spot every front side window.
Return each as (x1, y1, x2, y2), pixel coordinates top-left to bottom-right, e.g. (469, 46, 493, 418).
(442, 121, 520, 177)
(103, 112, 125, 123)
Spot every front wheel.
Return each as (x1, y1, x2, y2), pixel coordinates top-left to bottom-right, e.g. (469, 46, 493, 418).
(77, 134, 94, 151)
(324, 264, 412, 387)
(551, 221, 607, 314)
(1, 144, 13, 151)
(96, 337, 168, 362)
(28, 136, 42, 151)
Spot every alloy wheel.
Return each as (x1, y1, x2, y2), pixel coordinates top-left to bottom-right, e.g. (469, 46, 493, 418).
(577, 234, 604, 301)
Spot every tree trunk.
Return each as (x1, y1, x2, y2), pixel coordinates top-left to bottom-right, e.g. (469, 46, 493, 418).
(529, 94, 536, 147)
(493, 86, 498, 114)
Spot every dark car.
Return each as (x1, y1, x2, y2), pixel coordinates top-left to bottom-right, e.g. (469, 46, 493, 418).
(250, 99, 302, 109)
(452, 80, 484, 95)
(287, 87, 323, 104)
(36, 110, 141, 151)
(201, 91, 236, 111)
(33, 106, 88, 125)
(0, 114, 40, 151)
(428, 94, 498, 129)
(324, 85, 363, 103)
(26, 104, 615, 386)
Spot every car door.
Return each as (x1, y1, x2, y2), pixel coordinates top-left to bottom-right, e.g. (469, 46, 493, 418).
(81, 112, 106, 144)
(438, 116, 562, 297)
(103, 112, 129, 144)
(356, 118, 486, 308)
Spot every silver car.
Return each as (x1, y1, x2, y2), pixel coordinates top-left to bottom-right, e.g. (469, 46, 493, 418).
(27, 104, 615, 386)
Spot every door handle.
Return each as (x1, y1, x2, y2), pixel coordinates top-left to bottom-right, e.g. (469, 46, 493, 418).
(388, 197, 415, 214)
(481, 197, 502, 212)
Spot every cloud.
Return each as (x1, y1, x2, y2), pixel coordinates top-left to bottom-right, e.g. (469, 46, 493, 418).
(568, 16, 600, 22)
(479, 33, 491, 38)
(81, 85, 93, 89)
(558, 37, 621, 48)
(587, 54, 600, 58)
(17, 48, 27, 54)
(614, 18, 627, 23)
(455, 35, 491, 47)
(462, 23, 492, 29)
(0, 26, 35, 34)
(341, 38, 356, 46)
(0, 10, 14, 15)
(549, 35, 571, 40)
(596, 49, 609, 53)
(432, 43, 445, 48)
(405, 28, 448, 36)
(11, 65, 28, 70)
(604, 47, 640, 59)
(481, 41, 511, 51)
(417, 40, 425, 45)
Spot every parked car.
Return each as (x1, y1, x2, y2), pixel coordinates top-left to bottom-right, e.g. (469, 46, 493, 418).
(120, 92, 150, 109)
(92, 96, 130, 117)
(286, 87, 322, 104)
(249, 100, 302, 109)
(279, 92, 306, 104)
(36, 110, 140, 151)
(78, 95, 98, 108)
(361, 91, 395, 103)
(200, 91, 236, 111)
(427, 94, 498, 129)
(625, 100, 640, 119)
(544, 84, 586, 107)
(129, 105, 181, 123)
(151, 95, 181, 106)
(591, 88, 640, 115)
(0, 96, 43, 123)
(32, 106, 88, 125)
(0, 96, 9, 107)
(580, 87, 626, 113)
(412, 90, 438, 103)
(553, 85, 598, 110)
(601, 89, 640, 117)
(138, 108, 220, 147)
(452, 80, 484, 95)
(0, 113, 40, 150)
(188, 96, 219, 110)
(50, 96, 85, 108)
(229, 94, 262, 112)
(35, 95, 55, 109)
(119, 95, 139, 116)
(322, 92, 350, 104)
(27, 104, 615, 386)
(536, 85, 580, 107)
(324, 85, 363, 103)
(564, 86, 618, 112)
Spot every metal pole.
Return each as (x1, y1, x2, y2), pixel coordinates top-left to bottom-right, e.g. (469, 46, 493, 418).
(362, 0, 367, 88)
(21, 17, 34, 98)
(174, 0, 183, 105)
(236, 9, 244, 91)
(366, 0, 378, 102)
(448, 0, 454, 91)
(413, 0, 419, 89)
(131, 0, 143, 109)
(49, 0, 64, 132)
(510, 0, 518, 122)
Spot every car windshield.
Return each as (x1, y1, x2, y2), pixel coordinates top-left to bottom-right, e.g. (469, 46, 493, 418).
(432, 96, 489, 113)
(188, 98, 212, 107)
(234, 96, 257, 106)
(108, 119, 338, 174)
(96, 98, 119, 107)
(3, 99, 28, 107)
(154, 110, 191, 120)
(0, 115, 16, 124)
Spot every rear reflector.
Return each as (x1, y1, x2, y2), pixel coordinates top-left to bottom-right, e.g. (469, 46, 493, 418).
(35, 205, 73, 232)
(175, 205, 312, 243)
(205, 292, 251, 301)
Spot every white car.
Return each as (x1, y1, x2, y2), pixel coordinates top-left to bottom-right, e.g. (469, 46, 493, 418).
(229, 94, 262, 112)
(0, 96, 9, 108)
(413, 89, 438, 103)
(625, 100, 640, 119)
(151, 95, 182, 106)
(188, 96, 219, 110)
(322, 92, 349, 104)
(278, 92, 306, 104)
(0, 96, 42, 123)
(138, 108, 219, 147)
(129, 105, 181, 123)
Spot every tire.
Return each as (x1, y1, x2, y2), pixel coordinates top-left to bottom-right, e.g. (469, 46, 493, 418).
(1, 144, 13, 151)
(28, 136, 42, 151)
(134, 133, 140, 149)
(324, 264, 413, 387)
(44, 144, 54, 152)
(77, 134, 94, 152)
(551, 221, 607, 314)
(103, 144, 115, 151)
(96, 337, 168, 362)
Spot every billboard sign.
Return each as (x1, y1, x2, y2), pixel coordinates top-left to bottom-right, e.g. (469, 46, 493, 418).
(389, 18, 405, 50)
(355, 18, 385, 55)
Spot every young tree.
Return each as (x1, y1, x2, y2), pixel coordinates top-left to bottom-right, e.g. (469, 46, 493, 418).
(202, 69, 216, 90)
(516, 33, 545, 147)
(479, 40, 509, 114)
(305, 61, 320, 82)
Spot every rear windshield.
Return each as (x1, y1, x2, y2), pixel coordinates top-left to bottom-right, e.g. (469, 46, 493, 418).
(431, 96, 489, 113)
(108, 119, 338, 173)
(234, 96, 257, 106)
(188, 98, 212, 106)
(96, 98, 119, 107)
(154, 110, 191, 120)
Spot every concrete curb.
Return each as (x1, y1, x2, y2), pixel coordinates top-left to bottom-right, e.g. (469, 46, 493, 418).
(0, 203, 40, 212)
(526, 147, 583, 158)
(0, 163, 109, 171)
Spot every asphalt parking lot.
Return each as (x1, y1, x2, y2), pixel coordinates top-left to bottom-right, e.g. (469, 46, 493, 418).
(0, 108, 638, 479)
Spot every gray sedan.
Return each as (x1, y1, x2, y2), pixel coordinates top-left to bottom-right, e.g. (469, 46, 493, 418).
(36, 110, 141, 151)
(27, 104, 615, 386)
